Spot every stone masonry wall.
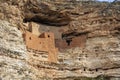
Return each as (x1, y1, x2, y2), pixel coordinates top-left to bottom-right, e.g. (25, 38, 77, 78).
(55, 34, 86, 50)
(23, 31, 58, 63)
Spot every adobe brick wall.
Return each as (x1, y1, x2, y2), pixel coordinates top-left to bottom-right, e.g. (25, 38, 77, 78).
(23, 31, 58, 63)
(55, 34, 87, 49)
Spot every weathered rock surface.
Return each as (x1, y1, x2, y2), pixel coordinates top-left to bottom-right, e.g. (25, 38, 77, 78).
(0, 0, 120, 80)
(0, 20, 41, 80)
(0, 20, 26, 54)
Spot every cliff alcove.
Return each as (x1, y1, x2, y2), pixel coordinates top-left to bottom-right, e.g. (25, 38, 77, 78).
(0, 0, 120, 80)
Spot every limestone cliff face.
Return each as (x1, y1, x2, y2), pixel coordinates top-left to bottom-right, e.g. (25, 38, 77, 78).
(0, 0, 120, 80)
(0, 20, 42, 80)
(0, 20, 26, 55)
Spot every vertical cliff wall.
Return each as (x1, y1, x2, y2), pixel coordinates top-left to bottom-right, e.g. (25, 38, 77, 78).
(0, 0, 120, 80)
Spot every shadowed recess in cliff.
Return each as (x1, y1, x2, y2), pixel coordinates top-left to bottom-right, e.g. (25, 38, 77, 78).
(23, 12, 71, 26)
(23, 1, 72, 26)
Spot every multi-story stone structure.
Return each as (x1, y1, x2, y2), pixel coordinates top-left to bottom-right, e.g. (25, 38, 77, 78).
(23, 23, 58, 63)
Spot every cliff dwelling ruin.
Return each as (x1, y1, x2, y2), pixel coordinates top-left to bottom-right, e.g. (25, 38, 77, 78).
(55, 34, 87, 50)
(21, 22, 87, 63)
(23, 23, 58, 63)
(21, 1, 89, 60)
(55, 29, 88, 50)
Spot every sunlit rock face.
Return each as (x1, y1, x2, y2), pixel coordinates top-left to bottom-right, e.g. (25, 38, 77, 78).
(0, 0, 120, 80)
(0, 20, 40, 80)
(0, 20, 25, 52)
(0, 20, 26, 59)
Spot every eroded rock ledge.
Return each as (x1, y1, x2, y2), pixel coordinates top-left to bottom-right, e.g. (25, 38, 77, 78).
(23, 1, 71, 26)
(0, 0, 120, 80)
